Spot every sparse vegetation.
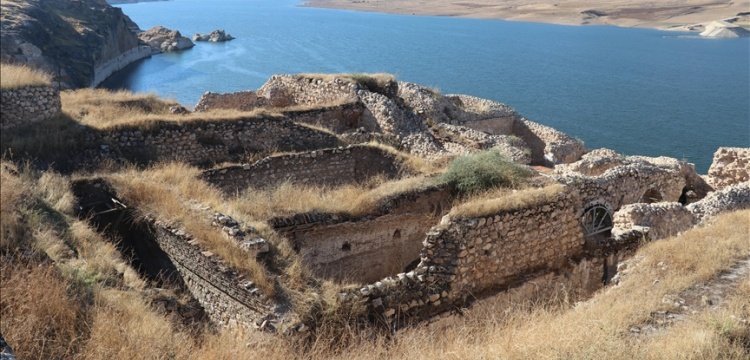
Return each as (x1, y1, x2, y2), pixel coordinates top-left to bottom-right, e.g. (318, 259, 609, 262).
(438, 149, 532, 195)
(0, 63, 52, 89)
(450, 184, 565, 218)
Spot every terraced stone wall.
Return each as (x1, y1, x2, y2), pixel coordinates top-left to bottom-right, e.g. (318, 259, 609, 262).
(1, 86, 61, 129)
(89, 116, 339, 166)
(203, 145, 404, 193)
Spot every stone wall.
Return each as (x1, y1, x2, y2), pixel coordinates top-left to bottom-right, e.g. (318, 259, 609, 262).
(91, 116, 339, 167)
(272, 186, 453, 283)
(556, 163, 685, 212)
(706, 147, 750, 190)
(686, 181, 750, 222)
(193, 90, 267, 112)
(152, 221, 273, 329)
(202, 145, 405, 193)
(612, 202, 696, 241)
(513, 117, 585, 166)
(437, 191, 582, 297)
(0, 86, 61, 129)
(257, 74, 359, 107)
(338, 188, 591, 326)
(282, 102, 367, 133)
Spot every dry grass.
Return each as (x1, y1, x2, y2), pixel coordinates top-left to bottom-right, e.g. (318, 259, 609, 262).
(0, 62, 52, 89)
(364, 141, 448, 175)
(104, 163, 279, 296)
(0, 262, 89, 359)
(60, 88, 286, 130)
(450, 184, 565, 218)
(234, 174, 434, 219)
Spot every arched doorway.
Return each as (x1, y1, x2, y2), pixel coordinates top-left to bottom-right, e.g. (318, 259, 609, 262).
(640, 188, 663, 204)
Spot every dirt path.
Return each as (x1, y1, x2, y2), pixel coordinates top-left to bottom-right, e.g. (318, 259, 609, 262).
(629, 257, 750, 338)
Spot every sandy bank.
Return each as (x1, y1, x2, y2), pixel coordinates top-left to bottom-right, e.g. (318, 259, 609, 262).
(302, 0, 750, 30)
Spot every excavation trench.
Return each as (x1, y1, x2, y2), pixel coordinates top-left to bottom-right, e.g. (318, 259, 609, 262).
(71, 179, 209, 327)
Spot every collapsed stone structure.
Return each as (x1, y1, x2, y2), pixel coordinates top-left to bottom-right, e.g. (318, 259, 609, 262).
(8, 72, 748, 334)
(194, 74, 584, 165)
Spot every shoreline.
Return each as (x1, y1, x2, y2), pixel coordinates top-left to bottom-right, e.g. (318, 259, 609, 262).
(301, 0, 750, 31)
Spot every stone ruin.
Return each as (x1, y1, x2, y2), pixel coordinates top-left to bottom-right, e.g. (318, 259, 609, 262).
(7, 74, 747, 334)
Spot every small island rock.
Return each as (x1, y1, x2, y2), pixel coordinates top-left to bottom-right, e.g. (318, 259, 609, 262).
(193, 29, 235, 42)
(138, 26, 195, 52)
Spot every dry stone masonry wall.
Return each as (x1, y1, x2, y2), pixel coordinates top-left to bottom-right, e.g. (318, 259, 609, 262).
(91, 116, 339, 166)
(203, 145, 405, 194)
(1, 86, 61, 129)
(194, 90, 267, 112)
(268, 186, 452, 283)
(152, 221, 275, 330)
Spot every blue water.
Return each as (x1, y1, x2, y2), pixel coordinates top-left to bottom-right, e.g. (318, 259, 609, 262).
(102, 0, 750, 173)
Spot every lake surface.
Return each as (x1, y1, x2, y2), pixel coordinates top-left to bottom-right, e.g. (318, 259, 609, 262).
(102, 0, 750, 173)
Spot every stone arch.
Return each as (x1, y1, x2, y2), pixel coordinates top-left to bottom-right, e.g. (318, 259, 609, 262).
(580, 203, 613, 237)
(639, 187, 663, 204)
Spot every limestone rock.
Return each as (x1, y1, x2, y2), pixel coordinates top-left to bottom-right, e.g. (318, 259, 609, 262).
(700, 21, 750, 38)
(0, 0, 146, 88)
(706, 147, 750, 190)
(193, 29, 235, 42)
(139, 26, 195, 52)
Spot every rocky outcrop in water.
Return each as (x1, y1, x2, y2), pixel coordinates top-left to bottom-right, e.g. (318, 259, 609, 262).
(138, 26, 195, 52)
(0, 0, 150, 88)
(193, 30, 235, 42)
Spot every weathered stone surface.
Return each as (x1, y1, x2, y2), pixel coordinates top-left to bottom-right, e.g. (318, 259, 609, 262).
(612, 202, 696, 241)
(0, 0, 148, 88)
(706, 147, 750, 190)
(202, 144, 407, 193)
(139, 26, 195, 52)
(687, 181, 750, 222)
(193, 29, 235, 42)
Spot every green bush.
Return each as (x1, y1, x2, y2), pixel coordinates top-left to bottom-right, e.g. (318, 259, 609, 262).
(438, 150, 531, 195)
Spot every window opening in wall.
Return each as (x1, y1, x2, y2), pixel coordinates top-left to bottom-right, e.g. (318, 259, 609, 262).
(640, 188, 663, 204)
(678, 187, 689, 205)
(581, 204, 613, 237)
(341, 242, 351, 252)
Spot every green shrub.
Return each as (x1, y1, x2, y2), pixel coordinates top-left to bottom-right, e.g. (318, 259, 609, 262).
(438, 150, 531, 195)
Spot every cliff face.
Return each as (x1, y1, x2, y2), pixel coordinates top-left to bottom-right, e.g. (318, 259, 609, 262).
(1, 0, 149, 88)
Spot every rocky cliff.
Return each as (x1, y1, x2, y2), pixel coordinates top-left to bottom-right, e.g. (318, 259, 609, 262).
(0, 0, 151, 88)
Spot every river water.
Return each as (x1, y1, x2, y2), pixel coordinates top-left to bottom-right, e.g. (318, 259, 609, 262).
(101, 0, 750, 172)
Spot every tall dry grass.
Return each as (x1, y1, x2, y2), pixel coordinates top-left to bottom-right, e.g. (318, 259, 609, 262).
(234, 175, 434, 219)
(105, 163, 279, 296)
(450, 184, 565, 218)
(60, 88, 285, 130)
(0, 63, 52, 89)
